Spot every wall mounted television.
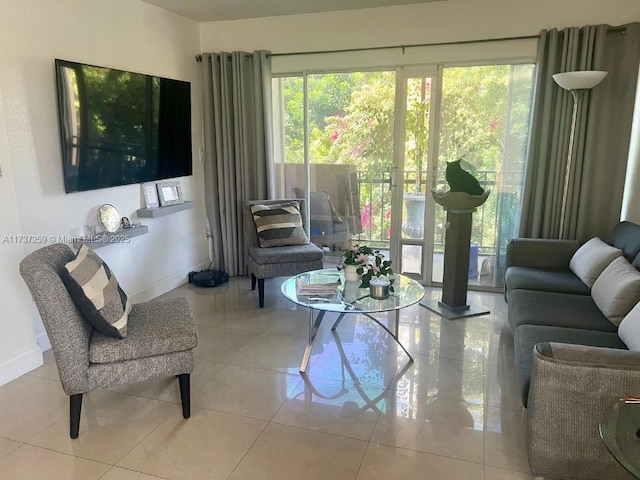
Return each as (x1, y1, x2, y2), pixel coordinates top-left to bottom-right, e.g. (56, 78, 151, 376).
(55, 59, 192, 193)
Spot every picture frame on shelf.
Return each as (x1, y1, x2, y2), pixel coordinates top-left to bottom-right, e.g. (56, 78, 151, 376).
(157, 181, 184, 207)
(142, 182, 160, 208)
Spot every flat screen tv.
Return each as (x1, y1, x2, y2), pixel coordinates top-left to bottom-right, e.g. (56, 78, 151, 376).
(55, 59, 192, 193)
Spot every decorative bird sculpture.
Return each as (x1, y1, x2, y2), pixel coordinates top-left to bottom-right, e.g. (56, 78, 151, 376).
(445, 159, 484, 195)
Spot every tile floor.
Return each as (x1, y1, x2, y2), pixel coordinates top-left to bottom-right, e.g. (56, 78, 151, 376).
(0, 275, 537, 480)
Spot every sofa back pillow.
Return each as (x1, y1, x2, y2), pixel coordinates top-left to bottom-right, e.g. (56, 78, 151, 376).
(618, 301, 640, 351)
(250, 201, 309, 247)
(591, 256, 640, 326)
(569, 237, 622, 288)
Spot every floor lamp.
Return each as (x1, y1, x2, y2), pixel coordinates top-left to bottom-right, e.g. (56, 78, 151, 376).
(552, 70, 607, 239)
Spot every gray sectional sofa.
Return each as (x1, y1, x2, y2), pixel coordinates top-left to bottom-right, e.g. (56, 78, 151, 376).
(504, 221, 640, 480)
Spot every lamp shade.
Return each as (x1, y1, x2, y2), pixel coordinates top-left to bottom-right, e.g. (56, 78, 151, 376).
(552, 71, 608, 91)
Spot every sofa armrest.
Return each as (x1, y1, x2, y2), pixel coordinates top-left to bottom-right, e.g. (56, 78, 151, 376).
(506, 238, 580, 270)
(526, 342, 640, 479)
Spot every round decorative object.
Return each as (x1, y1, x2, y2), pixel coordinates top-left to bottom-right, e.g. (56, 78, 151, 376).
(98, 204, 121, 233)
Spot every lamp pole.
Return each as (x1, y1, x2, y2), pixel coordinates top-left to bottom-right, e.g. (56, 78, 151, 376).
(552, 70, 607, 239)
(559, 89, 581, 239)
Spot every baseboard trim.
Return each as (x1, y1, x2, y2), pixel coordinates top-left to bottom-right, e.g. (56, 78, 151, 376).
(36, 331, 51, 352)
(128, 262, 210, 304)
(0, 345, 43, 386)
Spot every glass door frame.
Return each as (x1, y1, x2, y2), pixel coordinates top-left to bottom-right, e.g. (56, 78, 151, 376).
(390, 65, 442, 286)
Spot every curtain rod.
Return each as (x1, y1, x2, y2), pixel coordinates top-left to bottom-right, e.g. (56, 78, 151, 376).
(194, 34, 537, 62)
(194, 26, 627, 62)
(266, 34, 540, 58)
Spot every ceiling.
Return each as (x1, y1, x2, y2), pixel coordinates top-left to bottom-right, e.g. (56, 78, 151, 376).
(141, 0, 443, 22)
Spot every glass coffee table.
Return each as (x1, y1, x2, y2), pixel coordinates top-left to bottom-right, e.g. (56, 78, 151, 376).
(281, 269, 425, 373)
(600, 402, 640, 479)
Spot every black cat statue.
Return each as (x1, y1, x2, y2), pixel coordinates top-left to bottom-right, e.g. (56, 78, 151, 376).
(445, 159, 484, 195)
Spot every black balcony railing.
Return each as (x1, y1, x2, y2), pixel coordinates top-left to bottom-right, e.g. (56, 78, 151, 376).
(352, 169, 519, 256)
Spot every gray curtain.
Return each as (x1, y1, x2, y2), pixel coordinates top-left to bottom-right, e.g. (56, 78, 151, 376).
(519, 23, 640, 240)
(201, 51, 275, 276)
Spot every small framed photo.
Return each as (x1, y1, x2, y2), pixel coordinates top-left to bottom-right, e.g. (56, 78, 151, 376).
(142, 182, 159, 208)
(157, 181, 184, 207)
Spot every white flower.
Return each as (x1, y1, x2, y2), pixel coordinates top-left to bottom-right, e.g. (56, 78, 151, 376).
(356, 253, 369, 264)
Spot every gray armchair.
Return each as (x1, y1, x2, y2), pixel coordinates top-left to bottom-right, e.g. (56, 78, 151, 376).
(19, 244, 198, 438)
(307, 191, 351, 250)
(243, 199, 324, 307)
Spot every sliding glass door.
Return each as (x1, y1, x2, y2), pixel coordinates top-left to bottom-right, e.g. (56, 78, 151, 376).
(272, 71, 396, 268)
(272, 62, 533, 289)
(432, 64, 534, 287)
(391, 66, 439, 284)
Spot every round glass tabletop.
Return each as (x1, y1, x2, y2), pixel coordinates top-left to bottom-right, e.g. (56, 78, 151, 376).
(281, 269, 425, 314)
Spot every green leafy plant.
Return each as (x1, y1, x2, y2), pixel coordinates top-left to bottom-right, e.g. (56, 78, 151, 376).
(359, 250, 394, 289)
(337, 244, 374, 268)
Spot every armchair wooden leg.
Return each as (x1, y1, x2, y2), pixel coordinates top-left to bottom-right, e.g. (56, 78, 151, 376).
(251, 273, 257, 291)
(178, 374, 191, 419)
(258, 278, 265, 308)
(70, 393, 83, 439)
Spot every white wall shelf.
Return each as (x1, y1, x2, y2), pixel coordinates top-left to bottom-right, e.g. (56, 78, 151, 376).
(136, 201, 194, 218)
(72, 224, 149, 249)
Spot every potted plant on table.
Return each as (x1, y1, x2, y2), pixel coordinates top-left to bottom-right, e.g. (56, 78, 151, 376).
(338, 244, 374, 282)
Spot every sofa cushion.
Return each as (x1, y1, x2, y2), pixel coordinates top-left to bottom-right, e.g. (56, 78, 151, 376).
(62, 244, 131, 339)
(505, 266, 590, 300)
(619, 301, 640, 351)
(569, 237, 622, 288)
(251, 201, 309, 248)
(508, 289, 617, 333)
(514, 324, 626, 407)
(591, 257, 640, 326)
(89, 298, 198, 364)
(607, 221, 640, 262)
(249, 243, 324, 265)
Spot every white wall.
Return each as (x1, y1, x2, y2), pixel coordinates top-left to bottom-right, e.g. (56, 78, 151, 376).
(0, 87, 41, 385)
(0, 0, 207, 385)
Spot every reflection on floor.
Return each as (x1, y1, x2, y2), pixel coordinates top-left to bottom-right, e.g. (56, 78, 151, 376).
(0, 276, 537, 480)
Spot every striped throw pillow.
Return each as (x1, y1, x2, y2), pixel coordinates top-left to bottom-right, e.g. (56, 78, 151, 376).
(251, 202, 309, 247)
(62, 244, 131, 339)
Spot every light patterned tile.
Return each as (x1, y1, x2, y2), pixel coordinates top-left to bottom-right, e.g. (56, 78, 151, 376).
(29, 391, 177, 464)
(27, 349, 59, 381)
(194, 325, 259, 363)
(0, 376, 68, 442)
(229, 423, 367, 480)
(484, 406, 531, 473)
(118, 408, 266, 480)
(0, 436, 21, 460)
(272, 378, 385, 441)
(372, 390, 485, 464)
(485, 465, 536, 479)
(100, 467, 172, 480)
(231, 332, 312, 375)
(356, 443, 484, 479)
(0, 444, 109, 480)
(192, 364, 297, 420)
